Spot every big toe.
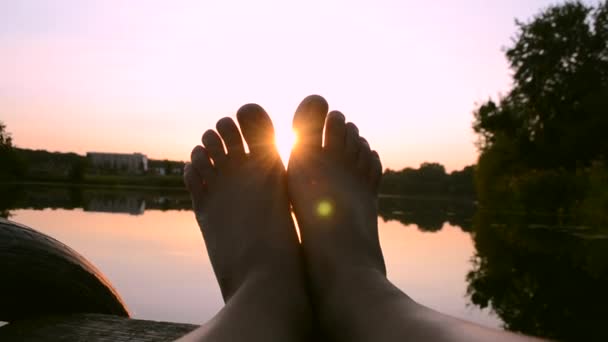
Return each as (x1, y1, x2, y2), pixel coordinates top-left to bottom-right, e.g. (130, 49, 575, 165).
(292, 95, 329, 152)
(236, 103, 278, 158)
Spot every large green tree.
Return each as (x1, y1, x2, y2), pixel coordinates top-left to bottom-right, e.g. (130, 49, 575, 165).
(474, 1, 608, 168)
(473, 1, 608, 208)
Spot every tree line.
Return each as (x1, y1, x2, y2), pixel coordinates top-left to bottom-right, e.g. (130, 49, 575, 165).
(0, 130, 185, 187)
(380, 163, 475, 197)
(3, 122, 475, 195)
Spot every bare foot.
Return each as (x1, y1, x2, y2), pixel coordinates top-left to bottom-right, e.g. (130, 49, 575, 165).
(287, 95, 541, 342)
(287, 95, 385, 298)
(183, 104, 311, 341)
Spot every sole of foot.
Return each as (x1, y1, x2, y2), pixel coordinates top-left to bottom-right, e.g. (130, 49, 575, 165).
(287, 94, 386, 299)
(184, 103, 305, 301)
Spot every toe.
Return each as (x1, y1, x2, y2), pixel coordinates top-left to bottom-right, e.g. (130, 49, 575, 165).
(202, 130, 227, 167)
(236, 103, 277, 157)
(356, 137, 372, 176)
(344, 122, 360, 163)
(324, 110, 346, 155)
(369, 150, 383, 191)
(183, 163, 201, 192)
(191, 145, 216, 185)
(216, 117, 245, 157)
(184, 162, 207, 213)
(293, 95, 329, 151)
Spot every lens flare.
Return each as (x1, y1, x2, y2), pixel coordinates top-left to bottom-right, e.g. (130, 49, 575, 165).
(316, 200, 333, 218)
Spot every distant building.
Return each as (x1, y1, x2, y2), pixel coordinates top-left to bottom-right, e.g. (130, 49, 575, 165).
(87, 152, 148, 174)
(152, 167, 166, 176)
(170, 166, 183, 175)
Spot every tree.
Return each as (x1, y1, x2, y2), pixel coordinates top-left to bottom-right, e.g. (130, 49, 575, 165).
(0, 121, 24, 180)
(380, 163, 475, 197)
(474, 1, 608, 169)
(69, 158, 87, 183)
(0, 121, 13, 149)
(473, 1, 608, 212)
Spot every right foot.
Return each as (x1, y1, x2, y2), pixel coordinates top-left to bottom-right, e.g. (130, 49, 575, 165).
(287, 95, 386, 298)
(184, 103, 307, 304)
(182, 104, 313, 341)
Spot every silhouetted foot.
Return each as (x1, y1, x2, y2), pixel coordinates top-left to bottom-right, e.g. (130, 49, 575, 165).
(287, 96, 543, 342)
(184, 104, 306, 301)
(287, 95, 386, 299)
(182, 104, 313, 341)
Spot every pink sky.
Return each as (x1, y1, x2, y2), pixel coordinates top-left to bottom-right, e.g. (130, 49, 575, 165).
(0, 0, 587, 171)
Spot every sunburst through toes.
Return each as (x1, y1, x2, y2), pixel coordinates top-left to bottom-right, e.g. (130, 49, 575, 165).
(275, 129, 298, 166)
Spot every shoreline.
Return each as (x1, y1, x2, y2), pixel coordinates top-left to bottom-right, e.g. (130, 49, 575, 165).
(0, 180, 187, 192)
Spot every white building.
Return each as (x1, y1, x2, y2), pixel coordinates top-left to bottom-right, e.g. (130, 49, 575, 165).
(87, 152, 148, 174)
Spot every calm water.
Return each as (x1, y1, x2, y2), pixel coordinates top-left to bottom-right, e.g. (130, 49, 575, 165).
(2, 186, 607, 341)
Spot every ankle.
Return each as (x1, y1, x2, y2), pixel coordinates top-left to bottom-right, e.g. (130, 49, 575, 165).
(244, 262, 310, 298)
(317, 267, 412, 319)
(218, 266, 315, 342)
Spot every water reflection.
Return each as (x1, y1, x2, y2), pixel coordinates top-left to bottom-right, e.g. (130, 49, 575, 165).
(0, 185, 191, 217)
(1, 186, 607, 340)
(378, 196, 474, 232)
(468, 212, 608, 341)
(6, 207, 222, 324)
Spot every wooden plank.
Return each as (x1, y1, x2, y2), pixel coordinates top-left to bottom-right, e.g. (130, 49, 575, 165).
(0, 314, 198, 342)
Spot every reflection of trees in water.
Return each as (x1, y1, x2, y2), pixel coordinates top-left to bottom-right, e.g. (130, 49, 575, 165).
(86, 195, 147, 215)
(3, 189, 479, 228)
(378, 194, 608, 340)
(467, 212, 608, 341)
(0, 185, 84, 212)
(378, 196, 475, 232)
(6, 187, 607, 341)
(0, 186, 192, 216)
(0, 185, 26, 218)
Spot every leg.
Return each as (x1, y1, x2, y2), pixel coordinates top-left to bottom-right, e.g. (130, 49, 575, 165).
(287, 95, 544, 342)
(178, 104, 312, 341)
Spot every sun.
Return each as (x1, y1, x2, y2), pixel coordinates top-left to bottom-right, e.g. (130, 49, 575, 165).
(275, 129, 298, 166)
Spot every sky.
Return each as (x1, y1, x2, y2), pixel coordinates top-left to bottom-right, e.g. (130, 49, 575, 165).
(0, 0, 593, 171)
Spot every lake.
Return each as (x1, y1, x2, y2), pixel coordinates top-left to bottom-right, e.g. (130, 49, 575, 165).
(1, 185, 607, 341)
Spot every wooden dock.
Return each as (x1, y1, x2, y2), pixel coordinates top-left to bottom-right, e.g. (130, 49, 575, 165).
(0, 313, 198, 341)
